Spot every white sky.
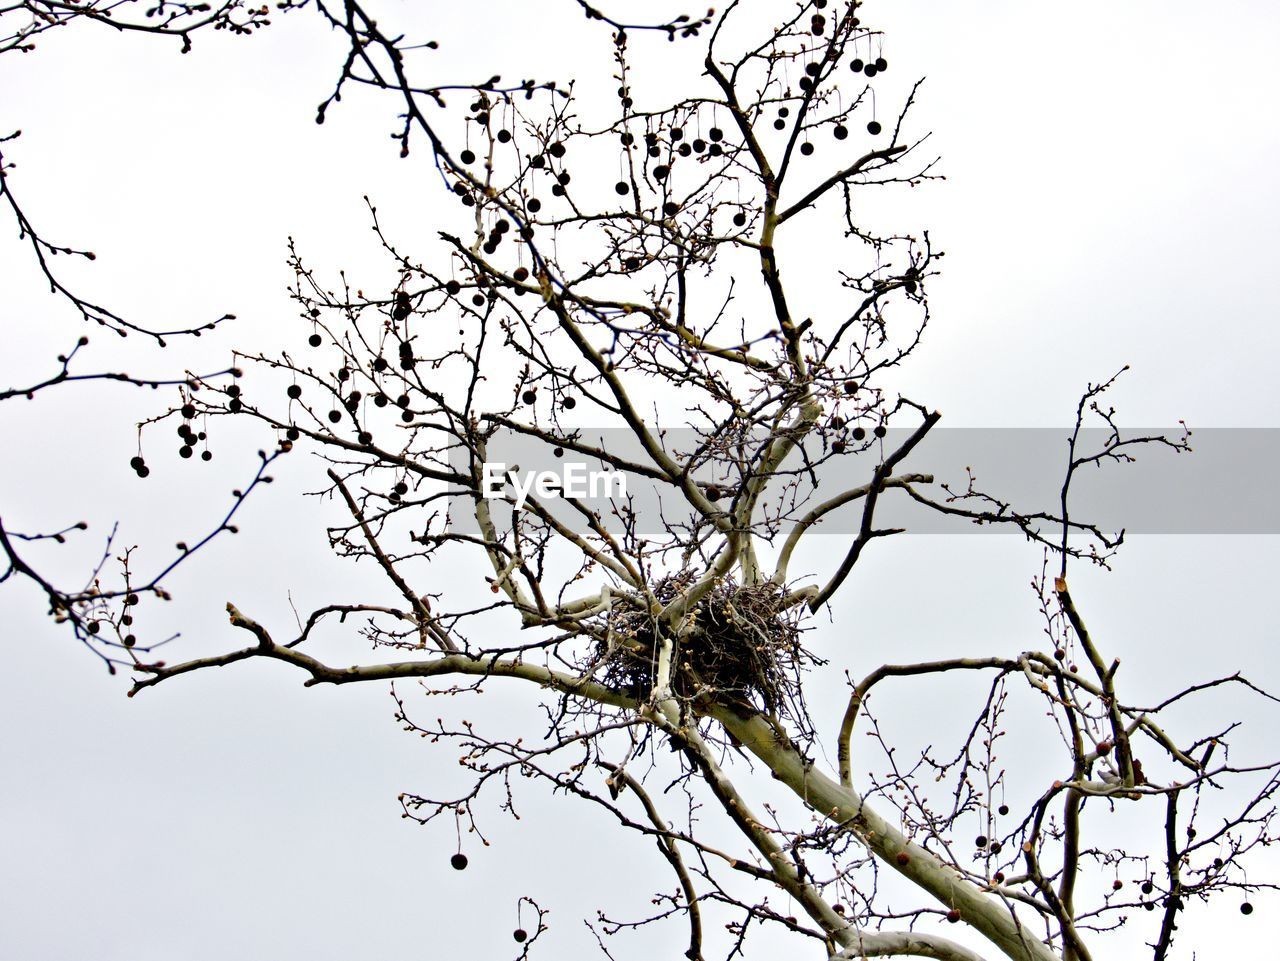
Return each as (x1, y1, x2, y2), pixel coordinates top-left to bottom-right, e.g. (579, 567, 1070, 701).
(2, 2, 1279, 959)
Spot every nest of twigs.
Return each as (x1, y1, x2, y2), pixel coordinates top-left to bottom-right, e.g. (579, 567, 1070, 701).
(594, 571, 807, 717)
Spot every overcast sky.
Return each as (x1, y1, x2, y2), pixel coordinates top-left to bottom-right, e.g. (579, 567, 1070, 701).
(2, 2, 1279, 959)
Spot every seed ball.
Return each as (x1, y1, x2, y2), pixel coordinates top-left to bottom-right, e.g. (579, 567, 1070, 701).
(563, 396, 577, 409)
(799, 77, 814, 91)
(904, 279, 918, 294)
(201, 450, 212, 462)
(1113, 879, 1123, 890)
(287, 385, 302, 399)
(663, 201, 679, 216)
(832, 440, 846, 454)
(620, 133, 634, 146)
(1241, 902, 1254, 915)
(989, 841, 1003, 854)
(181, 404, 196, 419)
(522, 389, 537, 404)
(358, 432, 373, 446)
(308, 333, 323, 347)
(976, 835, 987, 848)
(374, 394, 388, 408)
(624, 256, 640, 271)
(325, 410, 340, 424)
(401, 410, 413, 423)
(130, 456, 145, 470)
(732, 211, 747, 227)
(653, 164, 669, 181)
(459, 149, 476, 164)
(706, 486, 721, 502)
(774, 119, 786, 130)
(615, 181, 629, 195)
(513, 929, 527, 943)
(692, 138, 706, 152)
(450, 853, 468, 871)
(867, 120, 882, 135)
(834, 124, 849, 140)
(286, 427, 301, 441)
(864, 64, 878, 77)
(678, 143, 692, 157)
(86, 621, 100, 635)
(852, 426, 867, 441)
(998, 804, 1009, 816)
(800, 142, 814, 156)
(394, 482, 409, 496)
(553, 447, 564, 458)
(1054, 647, 1066, 660)
(123, 635, 136, 648)
(400, 357, 415, 371)
(709, 127, 723, 142)
(228, 399, 242, 412)
(947, 909, 961, 923)
(895, 852, 910, 866)
(549, 141, 566, 157)
(850, 58, 864, 72)
(875, 57, 888, 72)
(497, 129, 512, 143)
(397, 395, 410, 408)
(472, 293, 486, 307)
(993, 871, 1005, 883)
(874, 424, 887, 438)
(805, 63, 821, 77)
(178, 445, 192, 459)
(138, 466, 151, 478)
(843, 379, 857, 394)
(551, 184, 565, 197)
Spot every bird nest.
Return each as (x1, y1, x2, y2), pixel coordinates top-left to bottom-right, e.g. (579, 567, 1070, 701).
(593, 571, 809, 718)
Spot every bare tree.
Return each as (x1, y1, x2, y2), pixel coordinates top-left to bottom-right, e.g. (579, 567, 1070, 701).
(8, 3, 1278, 960)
